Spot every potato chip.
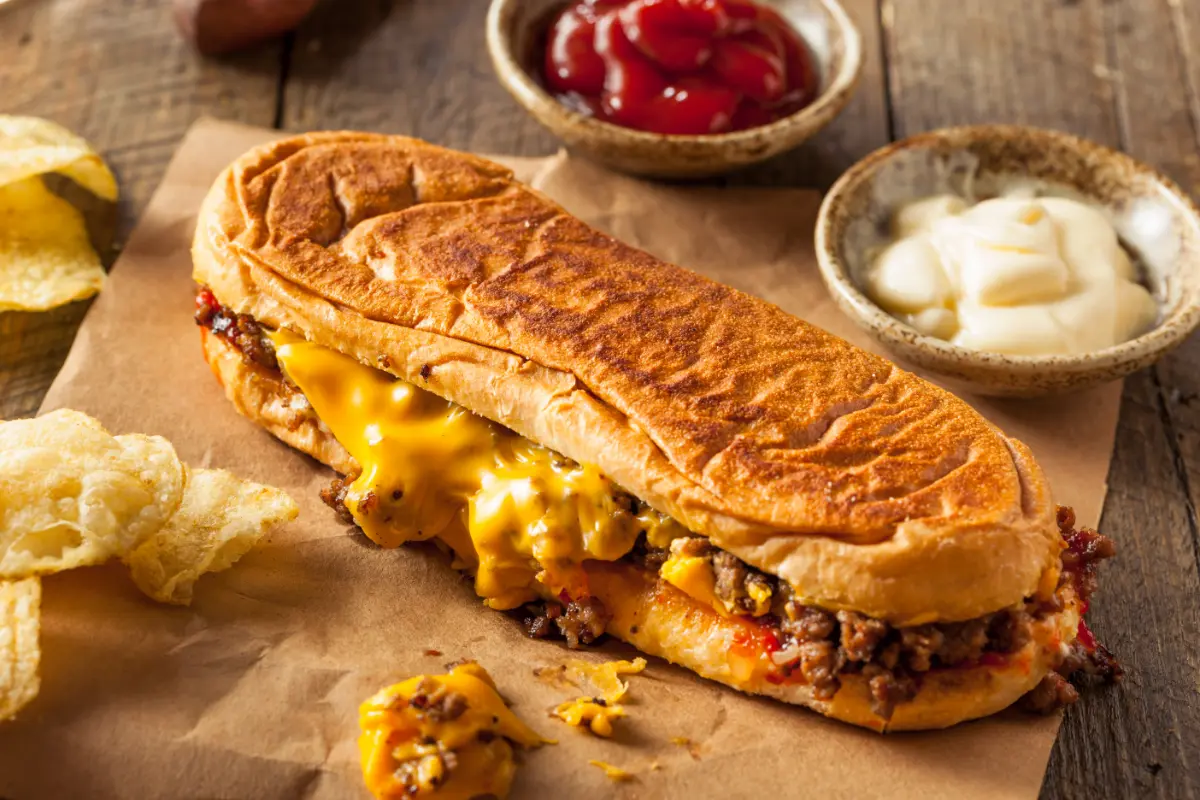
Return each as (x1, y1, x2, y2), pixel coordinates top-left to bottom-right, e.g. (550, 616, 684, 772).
(0, 577, 41, 721)
(0, 177, 107, 311)
(126, 468, 299, 605)
(0, 115, 117, 200)
(0, 410, 185, 578)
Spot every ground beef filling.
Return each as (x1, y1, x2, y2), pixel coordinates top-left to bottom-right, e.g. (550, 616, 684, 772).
(628, 507, 1119, 719)
(195, 287, 278, 371)
(198, 290, 1119, 720)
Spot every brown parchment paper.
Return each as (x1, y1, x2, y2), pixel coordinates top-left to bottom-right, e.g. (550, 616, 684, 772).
(0, 118, 1121, 800)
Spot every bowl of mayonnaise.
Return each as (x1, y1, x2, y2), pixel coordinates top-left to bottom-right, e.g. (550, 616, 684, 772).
(814, 124, 1200, 397)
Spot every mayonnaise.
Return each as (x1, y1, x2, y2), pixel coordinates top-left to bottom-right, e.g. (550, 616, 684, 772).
(862, 194, 1158, 355)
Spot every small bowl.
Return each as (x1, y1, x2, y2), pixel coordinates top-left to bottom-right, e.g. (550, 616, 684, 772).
(486, 0, 863, 178)
(815, 125, 1200, 397)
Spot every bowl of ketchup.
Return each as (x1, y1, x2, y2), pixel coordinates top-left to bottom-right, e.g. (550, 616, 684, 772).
(487, 0, 862, 178)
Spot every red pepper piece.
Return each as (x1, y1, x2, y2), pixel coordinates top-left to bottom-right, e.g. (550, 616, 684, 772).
(545, 6, 608, 95)
(619, 0, 728, 73)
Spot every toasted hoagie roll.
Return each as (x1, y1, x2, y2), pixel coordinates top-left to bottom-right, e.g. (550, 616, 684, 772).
(193, 132, 1119, 731)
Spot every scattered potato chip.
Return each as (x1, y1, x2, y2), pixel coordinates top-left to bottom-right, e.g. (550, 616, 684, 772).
(0, 177, 107, 311)
(0, 115, 117, 201)
(0, 409, 185, 578)
(0, 577, 41, 721)
(125, 467, 299, 605)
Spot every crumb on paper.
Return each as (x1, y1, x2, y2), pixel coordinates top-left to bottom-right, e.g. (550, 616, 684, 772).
(588, 760, 634, 782)
(671, 736, 702, 760)
(533, 663, 578, 690)
(423, 649, 442, 657)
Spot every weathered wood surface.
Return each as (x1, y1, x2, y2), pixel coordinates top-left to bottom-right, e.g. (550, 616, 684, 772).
(1, 0, 1198, 796)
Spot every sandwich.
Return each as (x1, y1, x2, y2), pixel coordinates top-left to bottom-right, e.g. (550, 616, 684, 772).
(191, 132, 1120, 731)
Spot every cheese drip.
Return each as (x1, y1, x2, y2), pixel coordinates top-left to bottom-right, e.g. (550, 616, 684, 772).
(358, 662, 548, 800)
(272, 333, 679, 608)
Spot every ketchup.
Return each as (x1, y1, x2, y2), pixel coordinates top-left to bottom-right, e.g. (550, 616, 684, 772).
(543, 0, 818, 135)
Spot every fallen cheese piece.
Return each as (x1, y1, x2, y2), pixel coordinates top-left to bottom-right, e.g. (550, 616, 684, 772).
(359, 662, 549, 799)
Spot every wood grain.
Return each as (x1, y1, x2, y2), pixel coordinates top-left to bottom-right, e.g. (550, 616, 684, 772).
(1089, 3, 1200, 792)
(884, 1, 1200, 797)
(0, 0, 281, 420)
(281, 0, 557, 157)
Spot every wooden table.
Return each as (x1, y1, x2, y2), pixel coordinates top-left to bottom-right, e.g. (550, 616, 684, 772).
(2, 1, 1198, 796)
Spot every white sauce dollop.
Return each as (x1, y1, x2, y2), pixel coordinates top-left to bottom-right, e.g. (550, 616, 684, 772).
(864, 195, 1159, 355)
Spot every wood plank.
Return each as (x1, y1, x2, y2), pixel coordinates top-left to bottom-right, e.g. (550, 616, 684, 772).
(883, 0, 1117, 141)
(1073, 2, 1200, 794)
(0, 0, 281, 420)
(282, 0, 556, 157)
(884, 2, 1200, 798)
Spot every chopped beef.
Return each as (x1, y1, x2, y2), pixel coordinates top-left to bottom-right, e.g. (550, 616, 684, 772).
(523, 603, 563, 639)
(629, 537, 669, 571)
(668, 536, 772, 614)
(556, 596, 611, 648)
(898, 626, 944, 672)
(935, 618, 990, 664)
(794, 640, 842, 700)
(408, 677, 469, 722)
(522, 595, 612, 649)
(633, 504, 1118, 720)
(194, 287, 278, 371)
(712, 550, 747, 608)
(1018, 672, 1080, 713)
(837, 611, 889, 662)
(319, 474, 358, 525)
(1057, 506, 1117, 604)
(863, 664, 919, 719)
(782, 603, 836, 641)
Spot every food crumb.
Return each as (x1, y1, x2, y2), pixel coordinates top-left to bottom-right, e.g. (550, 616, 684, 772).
(533, 664, 578, 690)
(588, 760, 634, 782)
(423, 649, 442, 657)
(671, 736, 702, 760)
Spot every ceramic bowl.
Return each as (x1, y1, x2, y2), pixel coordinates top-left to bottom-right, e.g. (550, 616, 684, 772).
(815, 124, 1200, 397)
(486, 0, 863, 178)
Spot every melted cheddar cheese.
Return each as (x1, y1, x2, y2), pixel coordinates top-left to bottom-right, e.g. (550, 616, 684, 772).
(272, 333, 682, 608)
(566, 657, 647, 704)
(553, 696, 626, 737)
(660, 547, 773, 618)
(358, 662, 548, 800)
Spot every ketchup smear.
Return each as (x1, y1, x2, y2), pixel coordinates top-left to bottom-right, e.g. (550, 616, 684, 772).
(543, 0, 819, 135)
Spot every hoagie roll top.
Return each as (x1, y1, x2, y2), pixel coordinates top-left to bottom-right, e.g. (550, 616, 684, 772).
(195, 131, 1061, 625)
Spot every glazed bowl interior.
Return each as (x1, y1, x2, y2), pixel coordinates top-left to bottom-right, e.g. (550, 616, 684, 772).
(487, 0, 863, 178)
(816, 125, 1200, 397)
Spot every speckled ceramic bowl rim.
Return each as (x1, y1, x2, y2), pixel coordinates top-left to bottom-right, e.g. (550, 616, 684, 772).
(485, 0, 864, 148)
(815, 124, 1200, 376)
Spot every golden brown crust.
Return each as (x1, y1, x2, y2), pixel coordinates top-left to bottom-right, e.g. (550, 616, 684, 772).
(195, 132, 1061, 624)
(201, 331, 1076, 731)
